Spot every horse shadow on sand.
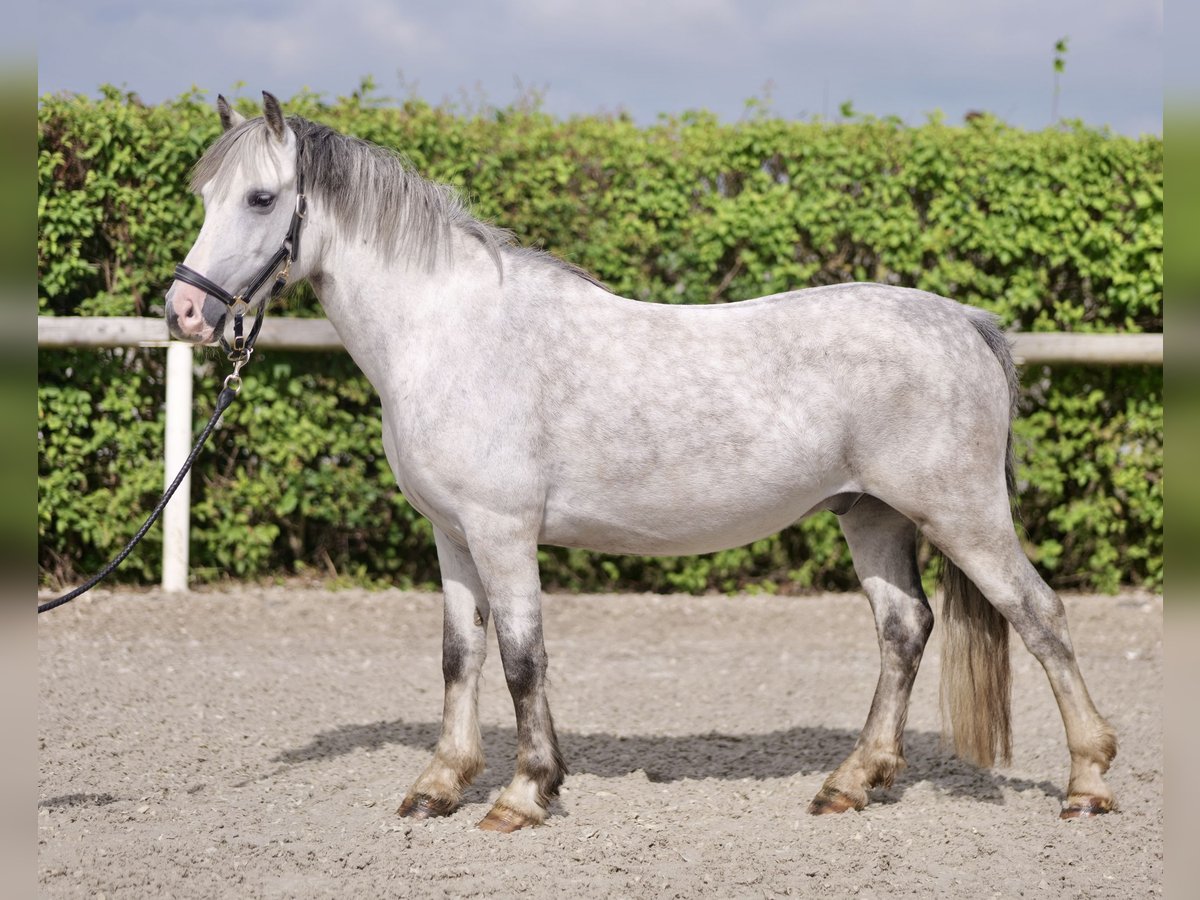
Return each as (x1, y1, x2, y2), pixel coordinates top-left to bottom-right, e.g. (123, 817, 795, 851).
(266, 719, 1063, 808)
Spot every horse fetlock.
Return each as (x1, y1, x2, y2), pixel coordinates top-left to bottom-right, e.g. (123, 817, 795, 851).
(515, 724, 567, 805)
(402, 749, 484, 817)
(1067, 714, 1117, 762)
(528, 758, 566, 806)
(1093, 719, 1119, 770)
(858, 746, 906, 789)
(448, 747, 487, 787)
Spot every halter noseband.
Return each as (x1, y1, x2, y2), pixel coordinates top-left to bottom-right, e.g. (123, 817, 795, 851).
(173, 165, 307, 360)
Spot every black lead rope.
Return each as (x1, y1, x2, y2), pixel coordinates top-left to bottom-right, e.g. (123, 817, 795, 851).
(39, 164, 307, 615)
(38, 380, 241, 615)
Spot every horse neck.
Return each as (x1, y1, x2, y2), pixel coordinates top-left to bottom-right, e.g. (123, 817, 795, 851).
(302, 215, 506, 387)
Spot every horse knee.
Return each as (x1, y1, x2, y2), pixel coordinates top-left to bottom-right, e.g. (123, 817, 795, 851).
(500, 642, 548, 700)
(442, 636, 485, 684)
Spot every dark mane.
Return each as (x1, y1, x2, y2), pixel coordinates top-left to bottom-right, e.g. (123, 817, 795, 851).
(191, 115, 608, 289)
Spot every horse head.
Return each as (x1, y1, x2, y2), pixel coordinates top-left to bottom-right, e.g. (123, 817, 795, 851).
(165, 91, 302, 347)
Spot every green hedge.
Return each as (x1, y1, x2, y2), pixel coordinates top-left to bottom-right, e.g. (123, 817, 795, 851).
(37, 87, 1163, 593)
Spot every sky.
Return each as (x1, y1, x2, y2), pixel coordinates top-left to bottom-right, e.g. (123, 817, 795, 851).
(36, 0, 1163, 136)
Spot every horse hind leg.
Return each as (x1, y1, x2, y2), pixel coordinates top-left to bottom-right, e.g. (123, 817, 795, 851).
(398, 527, 489, 820)
(924, 506, 1118, 819)
(810, 496, 934, 814)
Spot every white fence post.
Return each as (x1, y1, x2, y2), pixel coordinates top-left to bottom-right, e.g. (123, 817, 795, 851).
(162, 341, 194, 592)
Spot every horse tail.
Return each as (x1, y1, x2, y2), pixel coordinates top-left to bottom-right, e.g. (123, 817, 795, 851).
(936, 310, 1016, 768)
(937, 556, 1013, 767)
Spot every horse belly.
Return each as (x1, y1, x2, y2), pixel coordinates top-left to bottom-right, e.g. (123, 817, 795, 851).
(541, 508, 819, 557)
(539, 461, 844, 556)
(536, 369, 851, 555)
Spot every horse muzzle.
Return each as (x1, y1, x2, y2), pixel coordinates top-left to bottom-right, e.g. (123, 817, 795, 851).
(165, 280, 226, 345)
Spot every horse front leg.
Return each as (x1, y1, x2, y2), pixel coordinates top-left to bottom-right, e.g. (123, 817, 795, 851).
(467, 519, 566, 832)
(398, 527, 489, 819)
(811, 496, 933, 814)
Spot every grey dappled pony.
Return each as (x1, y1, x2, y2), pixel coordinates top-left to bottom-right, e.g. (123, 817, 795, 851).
(166, 93, 1117, 831)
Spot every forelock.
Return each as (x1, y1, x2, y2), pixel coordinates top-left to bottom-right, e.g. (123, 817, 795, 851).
(189, 120, 287, 200)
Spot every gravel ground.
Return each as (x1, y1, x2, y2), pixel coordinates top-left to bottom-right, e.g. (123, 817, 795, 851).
(38, 587, 1162, 898)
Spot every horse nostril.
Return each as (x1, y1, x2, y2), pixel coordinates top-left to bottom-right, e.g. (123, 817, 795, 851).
(178, 296, 204, 326)
(168, 283, 210, 336)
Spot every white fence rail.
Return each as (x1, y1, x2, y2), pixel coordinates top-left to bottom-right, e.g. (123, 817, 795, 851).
(38, 316, 1164, 592)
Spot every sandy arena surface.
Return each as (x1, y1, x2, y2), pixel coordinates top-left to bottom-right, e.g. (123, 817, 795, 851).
(38, 587, 1162, 898)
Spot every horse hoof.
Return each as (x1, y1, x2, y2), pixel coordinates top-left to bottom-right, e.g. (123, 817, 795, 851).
(808, 789, 861, 815)
(1060, 797, 1114, 820)
(477, 805, 540, 832)
(397, 793, 456, 819)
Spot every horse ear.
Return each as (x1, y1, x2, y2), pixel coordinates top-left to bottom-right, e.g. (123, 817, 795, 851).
(262, 91, 287, 141)
(216, 95, 246, 131)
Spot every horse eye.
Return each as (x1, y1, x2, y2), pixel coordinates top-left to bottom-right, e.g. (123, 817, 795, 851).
(247, 191, 276, 209)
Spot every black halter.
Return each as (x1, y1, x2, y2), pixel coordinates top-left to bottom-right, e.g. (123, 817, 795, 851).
(173, 166, 307, 360)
